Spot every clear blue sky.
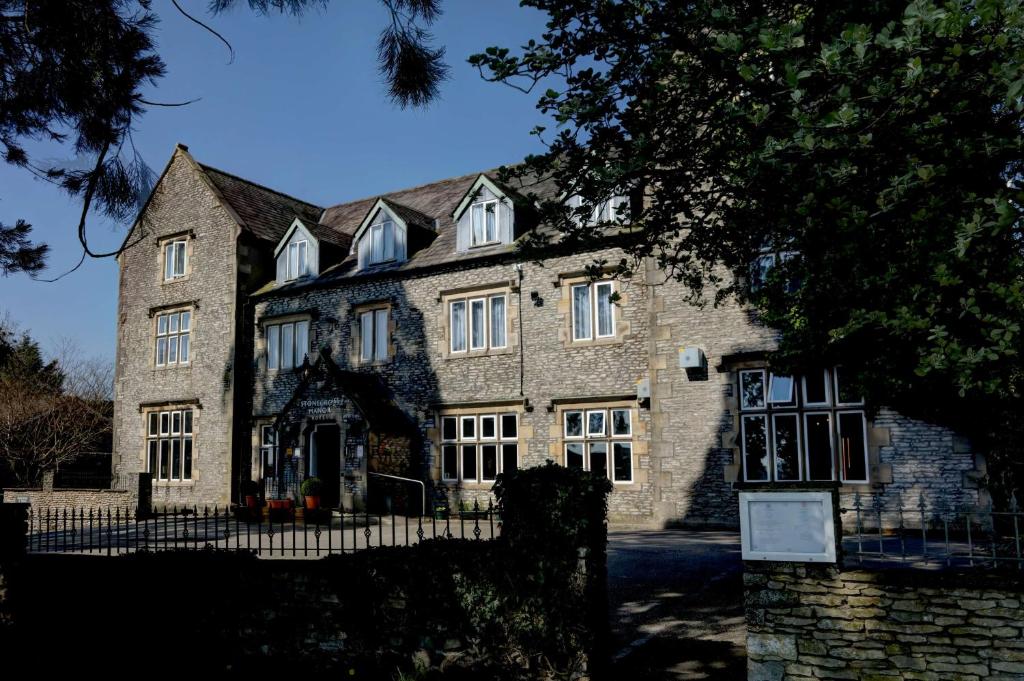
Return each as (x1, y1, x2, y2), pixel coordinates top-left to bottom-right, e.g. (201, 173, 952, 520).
(0, 0, 550, 362)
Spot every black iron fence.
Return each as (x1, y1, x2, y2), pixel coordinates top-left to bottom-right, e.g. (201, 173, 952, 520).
(25, 500, 501, 558)
(842, 492, 1024, 569)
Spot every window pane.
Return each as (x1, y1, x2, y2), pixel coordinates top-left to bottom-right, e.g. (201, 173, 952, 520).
(180, 310, 191, 331)
(767, 374, 794, 404)
(839, 412, 868, 482)
(282, 323, 295, 369)
(572, 284, 592, 340)
(742, 415, 769, 481)
(480, 415, 496, 439)
(179, 334, 190, 364)
(164, 244, 174, 280)
(360, 312, 373, 361)
(374, 309, 388, 361)
(834, 367, 863, 405)
(441, 416, 457, 441)
(481, 445, 498, 481)
(160, 412, 169, 435)
(596, 282, 614, 337)
(383, 222, 394, 260)
(501, 444, 518, 474)
(805, 413, 834, 481)
(565, 443, 584, 470)
(298, 241, 308, 275)
(590, 442, 608, 479)
(371, 225, 383, 262)
(586, 410, 605, 437)
(461, 444, 477, 481)
(803, 370, 830, 405)
(168, 335, 178, 364)
(261, 425, 274, 446)
(612, 409, 631, 437)
(289, 242, 298, 279)
(171, 438, 181, 480)
(442, 445, 458, 480)
(564, 411, 583, 438)
(183, 437, 193, 480)
(267, 325, 280, 370)
(450, 301, 466, 352)
(485, 202, 496, 242)
(183, 410, 193, 435)
(295, 320, 309, 366)
(148, 413, 158, 436)
(171, 411, 181, 435)
(174, 241, 185, 276)
(156, 337, 167, 366)
(773, 414, 801, 481)
(500, 414, 517, 440)
(147, 441, 158, 477)
(470, 299, 485, 350)
(740, 370, 766, 410)
(613, 442, 633, 482)
(471, 203, 484, 244)
(750, 254, 775, 291)
(157, 315, 168, 335)
(461, 416, 476, 440)
(159, 440, 169, 480)
(490, 296, 507, 348)
(169, 313, 179, 334)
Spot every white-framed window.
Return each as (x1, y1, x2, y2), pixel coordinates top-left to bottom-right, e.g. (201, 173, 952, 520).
(738, 367, 867, 483)
(359, 308, 389, 363)
(266, 320, 310, 370)
(440, 412, 519, 483)
(571, 281, 615, 342)
(750, 249, 798, 292)
(470, 200, 500, 247)
(567, 194, 629, 226)
(369, 220, 396, 265)
(562, 407, 633, 483)
(285, 240, 309, 281)
(147, 409, 193, 481)
(449, 293, 508, 353)
(259, 425, 277, 482)
(155, 310, 191, 367)
(163, 239, 187, 281)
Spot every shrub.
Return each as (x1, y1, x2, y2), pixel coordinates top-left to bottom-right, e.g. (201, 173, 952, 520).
(300, 477, 322, 497)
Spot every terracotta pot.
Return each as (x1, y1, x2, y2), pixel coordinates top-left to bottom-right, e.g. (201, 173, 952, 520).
(305, 495, 320, 511)
(245, 495, 258, 509)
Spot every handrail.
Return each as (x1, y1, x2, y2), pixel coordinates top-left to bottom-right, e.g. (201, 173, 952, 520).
(368, 472, 426, 516)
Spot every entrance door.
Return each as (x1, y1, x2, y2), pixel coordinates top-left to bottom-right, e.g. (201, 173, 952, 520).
(311, 424, 341, 508)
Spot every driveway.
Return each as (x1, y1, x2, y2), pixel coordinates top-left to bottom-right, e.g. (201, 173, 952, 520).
(607, 529, 746, 680)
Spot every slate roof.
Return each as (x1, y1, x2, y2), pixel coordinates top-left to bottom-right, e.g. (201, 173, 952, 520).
(200, 164, 324, 244)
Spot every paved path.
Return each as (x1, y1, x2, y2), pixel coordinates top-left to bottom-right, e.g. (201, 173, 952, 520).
(607, 529, 745, 680)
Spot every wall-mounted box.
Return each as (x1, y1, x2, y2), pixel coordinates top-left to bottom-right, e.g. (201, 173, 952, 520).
(678, 347, 706, 369)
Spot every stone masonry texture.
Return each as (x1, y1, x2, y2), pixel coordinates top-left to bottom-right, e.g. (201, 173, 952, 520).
(745, 561, 1024, 680)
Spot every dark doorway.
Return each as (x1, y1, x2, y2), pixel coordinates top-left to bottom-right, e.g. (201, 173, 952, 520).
(311, 424, 341, 508)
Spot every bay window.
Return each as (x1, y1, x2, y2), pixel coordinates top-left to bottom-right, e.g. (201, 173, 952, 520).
(147, 409, 194, 481)
(738, 367, 869, 483)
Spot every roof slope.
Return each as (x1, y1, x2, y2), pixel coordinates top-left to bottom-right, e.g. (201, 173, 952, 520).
(200, 164, 324, 244)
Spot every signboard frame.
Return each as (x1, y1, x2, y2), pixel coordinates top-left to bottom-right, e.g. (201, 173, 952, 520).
(739, 491, 837, 563)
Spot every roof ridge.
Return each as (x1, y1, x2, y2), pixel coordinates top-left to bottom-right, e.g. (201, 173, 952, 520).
(198, 162, 324, 212)
(323, 167, 509, 211)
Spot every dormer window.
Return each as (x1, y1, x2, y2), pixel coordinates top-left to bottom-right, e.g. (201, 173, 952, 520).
(470, 200, 499, 247)
(286, 240, 309, 280)
(567, 194, 629, 226)
(370, 220, 396, 264)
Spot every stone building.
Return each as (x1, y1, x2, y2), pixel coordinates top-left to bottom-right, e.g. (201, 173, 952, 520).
(111, 145, 986, 524)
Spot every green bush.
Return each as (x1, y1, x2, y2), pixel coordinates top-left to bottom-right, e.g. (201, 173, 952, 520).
(299, 477, 322, 497)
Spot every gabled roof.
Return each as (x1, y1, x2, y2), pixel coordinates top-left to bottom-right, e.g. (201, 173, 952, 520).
(350, 197, 436, 248)
(199, 163, 324, 244)
(451, 174, 515, 221)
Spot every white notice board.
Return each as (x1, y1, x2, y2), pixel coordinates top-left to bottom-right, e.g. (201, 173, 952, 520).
(739, 491, 837, 563)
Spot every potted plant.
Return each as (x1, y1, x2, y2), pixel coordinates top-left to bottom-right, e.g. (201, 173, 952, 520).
(301, 477, 323, 511)
(240, 479, 260, 511)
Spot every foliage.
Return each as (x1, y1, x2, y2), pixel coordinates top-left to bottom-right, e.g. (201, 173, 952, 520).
(0, 317, 110, 485)
(0, 0, 447, 278)
(473, 1, 1024, 499)
(299, 476, 322, 496)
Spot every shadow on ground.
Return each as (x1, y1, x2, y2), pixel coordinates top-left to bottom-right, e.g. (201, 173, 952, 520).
(607, 529, 745, 680)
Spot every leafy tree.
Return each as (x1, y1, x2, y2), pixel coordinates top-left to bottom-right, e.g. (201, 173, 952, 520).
(472, 1, 1024, 501)
(0, 0, 447, 278)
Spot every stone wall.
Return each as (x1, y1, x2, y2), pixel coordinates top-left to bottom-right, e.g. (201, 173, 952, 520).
(112, 147, 242, 507)
(745, 561, 1024, 680)
(2, 472, 137, 511)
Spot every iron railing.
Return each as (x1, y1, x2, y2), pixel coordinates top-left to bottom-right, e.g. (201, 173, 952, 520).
(24, 500, 500, 558)
(842, 492, 1023, 570)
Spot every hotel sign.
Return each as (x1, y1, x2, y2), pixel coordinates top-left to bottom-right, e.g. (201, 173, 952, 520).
(739, 491, 837, 563)
(298, 397, 345, 420)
